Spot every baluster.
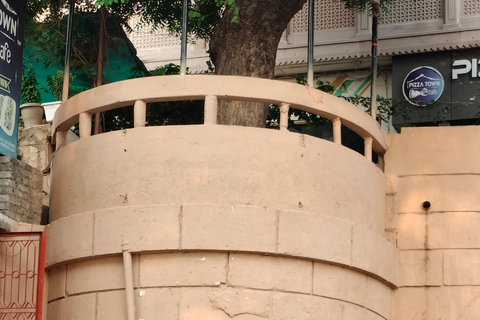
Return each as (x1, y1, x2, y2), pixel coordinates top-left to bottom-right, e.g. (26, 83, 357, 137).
(377, 154, 385, 171)
(79, 112, 92, 139)
(333, 118, 342, 144)
(94, 113, 101, 134)
(134, 100, 147, 128)
(204, 95, 218, 125)
(55, 131, 67, 151)
(279, 103, 290, 131)
(364, 136, 373, 161)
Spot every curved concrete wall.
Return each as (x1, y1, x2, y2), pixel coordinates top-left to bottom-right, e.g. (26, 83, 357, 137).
(46, 126, 395, 319)
(50, 126, 385, 231)
(47, 254, 393, 320)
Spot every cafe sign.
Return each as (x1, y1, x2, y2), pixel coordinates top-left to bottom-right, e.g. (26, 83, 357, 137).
(0, 0, 25, 158)
(402, 66, 445, 107)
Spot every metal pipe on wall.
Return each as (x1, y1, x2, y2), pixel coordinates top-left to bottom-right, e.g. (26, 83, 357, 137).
(307, 0, 315, 87)
(180, 0, 188, 75)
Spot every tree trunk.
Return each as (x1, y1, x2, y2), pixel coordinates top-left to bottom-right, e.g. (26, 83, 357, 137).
(209, 0, 306, 127)
(95, 8, 107, 134)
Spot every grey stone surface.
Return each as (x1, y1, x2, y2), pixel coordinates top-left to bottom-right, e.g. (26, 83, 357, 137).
(0, 155, 43, 227)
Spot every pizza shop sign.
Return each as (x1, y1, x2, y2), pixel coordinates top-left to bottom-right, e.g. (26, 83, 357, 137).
(452, 58, 480, 79)
(402, 66, 444, 107)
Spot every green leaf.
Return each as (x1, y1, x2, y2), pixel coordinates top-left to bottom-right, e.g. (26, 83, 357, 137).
(189, 11, 201, 18)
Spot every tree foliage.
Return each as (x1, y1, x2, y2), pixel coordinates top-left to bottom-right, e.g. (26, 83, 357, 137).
(92, 0, 238, 39)
(24, 3, 148, 94)
(31, 0, 403, 128)
(91, 0, 400, 38)
(20, 65, 41, 104)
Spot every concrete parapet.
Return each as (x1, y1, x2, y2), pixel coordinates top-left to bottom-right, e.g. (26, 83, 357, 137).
(49, 126, 386, 234)
(46, 125, 393, 319)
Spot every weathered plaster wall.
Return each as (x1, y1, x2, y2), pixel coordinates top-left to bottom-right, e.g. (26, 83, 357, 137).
(47, 125, 395, 320)
(47, 253, 392, 320)
(385, 126, 480, 320)
(0, 124, 52, 230)
(0, 124, 50, 230)
(17, 124, 52, 209)
(18, 124, 51, 171)
(49, 126, 387, 233)
(0, 157, 43, 230)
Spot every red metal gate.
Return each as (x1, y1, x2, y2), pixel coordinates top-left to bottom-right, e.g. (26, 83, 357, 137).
(0, 232, 46, 320)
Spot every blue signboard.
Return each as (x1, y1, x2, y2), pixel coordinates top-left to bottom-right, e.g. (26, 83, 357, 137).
(0, 0, 25, 158)
(402, 66, 445, 107)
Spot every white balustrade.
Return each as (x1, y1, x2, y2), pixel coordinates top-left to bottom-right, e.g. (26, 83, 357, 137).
(52, 75, 388, 159)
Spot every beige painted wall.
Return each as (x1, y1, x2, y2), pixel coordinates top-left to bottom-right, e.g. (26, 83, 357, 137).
(47, 125, 395, 320)
(44, 120, 480, 320)
(385, 126, 480, 320)
(49, 126, 386, 233)
(42, 123, 480, 319)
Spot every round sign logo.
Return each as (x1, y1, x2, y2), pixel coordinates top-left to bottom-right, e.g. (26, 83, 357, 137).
(402, 66, 444, 107)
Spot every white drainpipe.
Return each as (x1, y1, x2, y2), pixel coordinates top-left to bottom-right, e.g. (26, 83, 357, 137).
(122, 238, 136, 320)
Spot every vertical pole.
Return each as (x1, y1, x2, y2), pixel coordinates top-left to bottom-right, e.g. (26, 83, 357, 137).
(97, 8, 106, 87)
(94, 8, 107, 135)
(180, 0, 188, 75)
(62, 0, 75, 103)
(370, 0, 380, 120)
(307, 0, 315, 87)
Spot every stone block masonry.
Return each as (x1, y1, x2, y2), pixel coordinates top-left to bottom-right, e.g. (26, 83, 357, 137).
(47, 252, 393, 320)
(45, 125, 393, 319)
(17, 124, 51, 171)
(386, 127, 480, 320)
(0, 156, 43, 229)
(17, 124, 52, 209)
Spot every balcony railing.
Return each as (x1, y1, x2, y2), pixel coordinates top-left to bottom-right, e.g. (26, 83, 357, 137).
(52, 75, 388, 160)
